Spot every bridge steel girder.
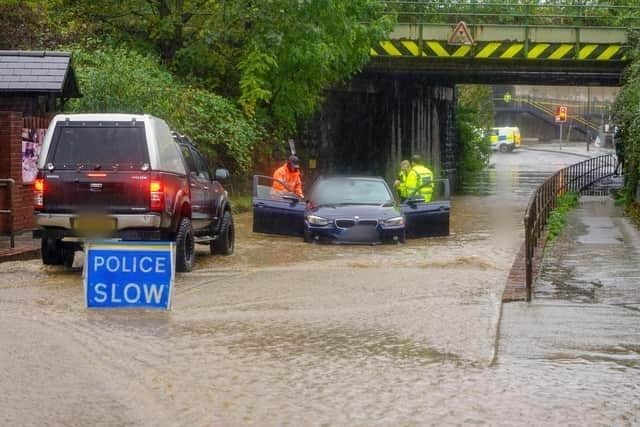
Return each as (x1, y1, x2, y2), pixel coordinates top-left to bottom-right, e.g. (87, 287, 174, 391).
(365, 57, 625, 86)
(367, 23, 629, 86)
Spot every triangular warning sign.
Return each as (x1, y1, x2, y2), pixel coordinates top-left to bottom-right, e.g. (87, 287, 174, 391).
(448, 21, 474, 45)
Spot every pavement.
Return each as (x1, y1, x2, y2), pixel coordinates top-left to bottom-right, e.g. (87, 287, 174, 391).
(501, 195, 640, 362)
(521, 139, 614, 158)
(0, 230, 40, 263)
(495, 196, 640, 424)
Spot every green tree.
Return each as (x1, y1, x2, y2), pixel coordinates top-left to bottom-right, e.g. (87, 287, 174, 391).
(68, 48, 176, 117)
(456, 85, 493, 175)
(45, 0, 393, 153)
(236, 0, 393, 136)
(68, 47, 261, 173)
(56, 0, 214, 63)
(613, 30, 640, 207)
(0, 1, 40, 49)
(0, 0, 77, 49)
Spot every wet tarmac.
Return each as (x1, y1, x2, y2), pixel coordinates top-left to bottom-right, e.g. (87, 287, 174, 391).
(497, 197, 640, 425)
(1, 148, 638, 425)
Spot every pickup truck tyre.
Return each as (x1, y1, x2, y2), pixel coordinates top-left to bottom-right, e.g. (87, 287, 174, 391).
(211, 211, 234, 255)
(175, 217, 195, 272)
(41, 237, 62, 265)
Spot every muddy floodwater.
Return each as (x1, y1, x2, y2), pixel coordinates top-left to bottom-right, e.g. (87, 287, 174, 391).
(1, 149, 638, 425)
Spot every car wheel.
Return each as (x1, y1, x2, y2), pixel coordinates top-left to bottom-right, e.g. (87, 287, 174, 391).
(175, 217, 195, 272)
(398, 230, 406, 244)
(303, 228, 311, 243)
(211, 211, 234, 255)
(41, 237, 62, 265)
(499, 144, 509, 153)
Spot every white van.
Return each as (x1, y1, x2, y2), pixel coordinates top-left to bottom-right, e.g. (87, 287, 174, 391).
(490, 127, 521, 152)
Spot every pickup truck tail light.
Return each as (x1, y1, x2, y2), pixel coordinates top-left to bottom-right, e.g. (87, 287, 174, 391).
(34, 178, 45, 210)
(150, 180, 164, 212)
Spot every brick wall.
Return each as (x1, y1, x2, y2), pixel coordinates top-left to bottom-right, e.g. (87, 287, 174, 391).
(0, 97, 34, 115)
(0, 95, 53, 116)
(0, 111, 37, 233)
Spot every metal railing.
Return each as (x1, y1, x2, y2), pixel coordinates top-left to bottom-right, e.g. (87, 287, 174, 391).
(495, 94, 611, 120)
(0, 178, 15, 249)
(494, 96, 603, 136)
(380, 1, 640, 28)
(523, 154, 615, 301)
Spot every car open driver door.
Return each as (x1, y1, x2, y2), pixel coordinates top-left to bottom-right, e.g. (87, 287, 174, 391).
(252, 175, 305, 236)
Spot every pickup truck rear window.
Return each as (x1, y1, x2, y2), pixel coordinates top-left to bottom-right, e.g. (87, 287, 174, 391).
(49, 124, 149, 169)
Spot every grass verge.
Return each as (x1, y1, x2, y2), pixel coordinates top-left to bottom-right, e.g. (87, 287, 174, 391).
(613, 189, 640, 228)
(625, 202, 640, 228)
(546, 191, 580, 244)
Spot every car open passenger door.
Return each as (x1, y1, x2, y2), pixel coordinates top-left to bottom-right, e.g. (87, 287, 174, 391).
(401, 178, 450, 238)
(252, 175, 305, 236)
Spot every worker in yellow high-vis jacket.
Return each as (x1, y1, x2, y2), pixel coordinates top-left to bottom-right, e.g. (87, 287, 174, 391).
(405, 154, 434, 202)
(393, 159, 411, 201)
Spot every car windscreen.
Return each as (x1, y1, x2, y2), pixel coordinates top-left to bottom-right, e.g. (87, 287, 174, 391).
(48, 124, 149, 169)
(311, 178, 393, 206)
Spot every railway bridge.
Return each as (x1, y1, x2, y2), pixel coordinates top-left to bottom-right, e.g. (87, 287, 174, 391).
(308, 1, 636, 182)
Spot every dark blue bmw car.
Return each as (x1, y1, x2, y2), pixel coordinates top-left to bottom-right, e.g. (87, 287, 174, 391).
(252, 175, 450, 243)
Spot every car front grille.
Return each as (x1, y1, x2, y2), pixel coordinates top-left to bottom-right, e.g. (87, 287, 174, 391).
(336, 219, 356, 228)
(335, 219, 378, 228)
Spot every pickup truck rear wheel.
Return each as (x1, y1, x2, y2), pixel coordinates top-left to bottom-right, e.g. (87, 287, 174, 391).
(41, 237, 62, 265)
(175, 217, 195, 272)
(211, 211, 234, 255)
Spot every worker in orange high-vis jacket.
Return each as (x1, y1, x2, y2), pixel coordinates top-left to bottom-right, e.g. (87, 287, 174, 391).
(272, 155, 304, 198)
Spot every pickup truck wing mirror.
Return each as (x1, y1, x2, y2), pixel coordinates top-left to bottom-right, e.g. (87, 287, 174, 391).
(215, 168, 230, 182)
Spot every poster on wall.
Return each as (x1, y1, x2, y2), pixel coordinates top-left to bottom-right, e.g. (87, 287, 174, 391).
(21, 128, 46, 184)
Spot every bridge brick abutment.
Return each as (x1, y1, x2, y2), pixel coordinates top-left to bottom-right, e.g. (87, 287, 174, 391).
(304, 76, 457, 184)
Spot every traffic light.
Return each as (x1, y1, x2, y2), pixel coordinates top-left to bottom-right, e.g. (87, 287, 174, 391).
(558, 105, 568, 123)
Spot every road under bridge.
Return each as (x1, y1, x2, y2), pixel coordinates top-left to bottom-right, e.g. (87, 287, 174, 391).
(303, 4, 634, 183)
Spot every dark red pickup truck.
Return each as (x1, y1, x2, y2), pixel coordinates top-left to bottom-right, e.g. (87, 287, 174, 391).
(34, 114, 234, 272)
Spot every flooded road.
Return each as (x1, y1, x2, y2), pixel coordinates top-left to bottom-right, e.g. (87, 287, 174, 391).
(2, 149, 638, 425)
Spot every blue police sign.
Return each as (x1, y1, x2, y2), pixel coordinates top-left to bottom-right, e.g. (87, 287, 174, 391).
(84, 241, 175, 310)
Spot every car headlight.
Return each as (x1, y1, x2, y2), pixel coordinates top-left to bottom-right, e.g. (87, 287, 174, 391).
(383, 216, 405, 226)
(307, 215, 331, 226)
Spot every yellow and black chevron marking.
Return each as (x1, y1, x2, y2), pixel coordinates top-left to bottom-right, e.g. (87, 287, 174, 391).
(370, 40, 627, 61)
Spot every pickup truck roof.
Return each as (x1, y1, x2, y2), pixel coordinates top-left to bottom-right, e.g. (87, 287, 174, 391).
(38, 113, 186, 175)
